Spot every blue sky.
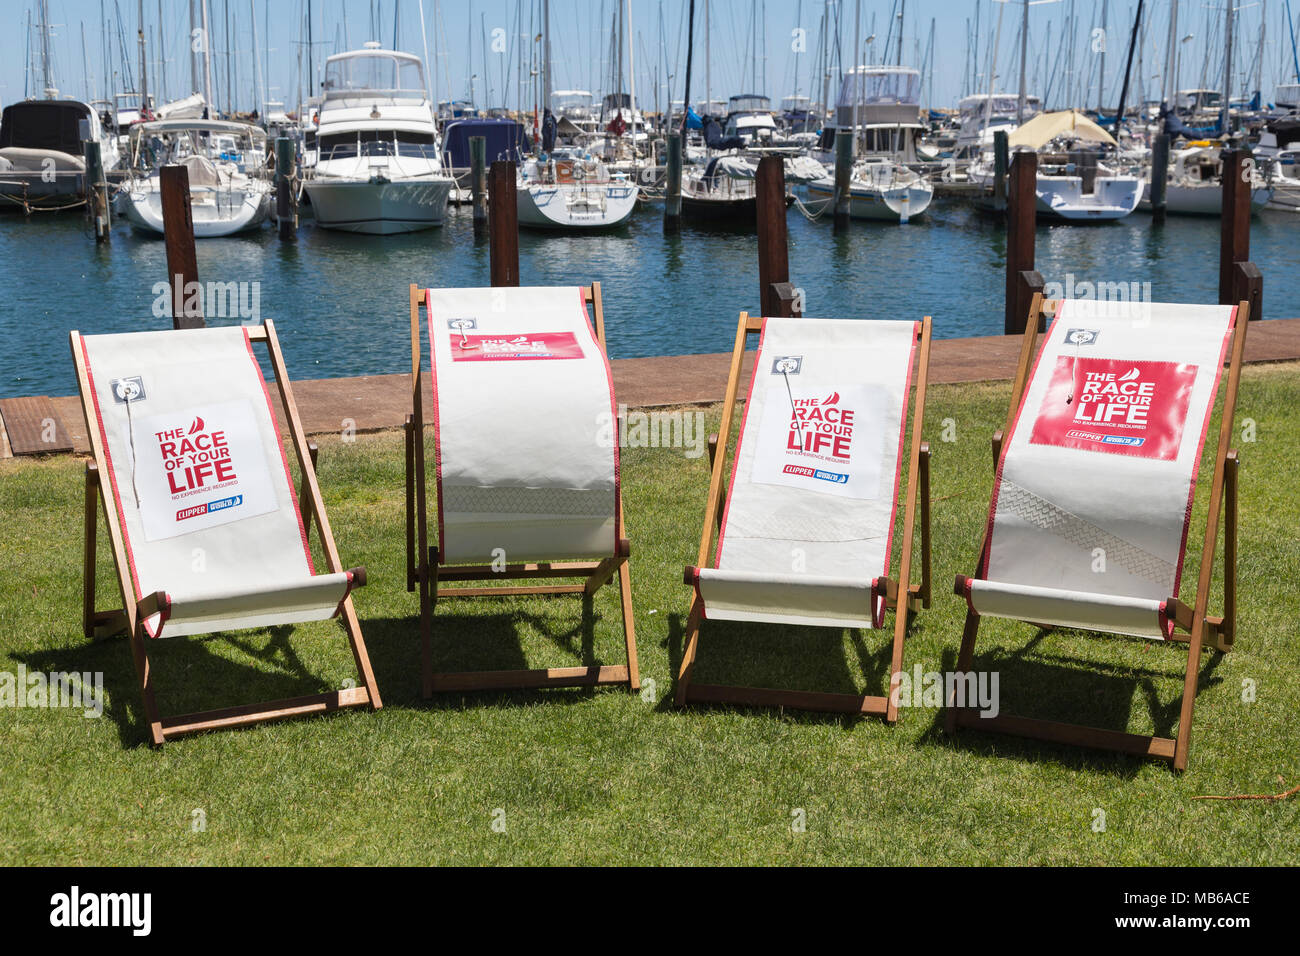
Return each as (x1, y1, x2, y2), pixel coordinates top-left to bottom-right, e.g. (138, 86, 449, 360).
(3, 1, 1298, 115)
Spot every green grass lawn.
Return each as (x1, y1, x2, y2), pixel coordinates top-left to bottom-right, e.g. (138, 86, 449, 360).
(1, 362, 1297, 866)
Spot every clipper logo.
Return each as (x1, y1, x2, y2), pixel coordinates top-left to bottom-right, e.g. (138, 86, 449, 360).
(1030, 357, 1197, 460)
(177, 494, 244, 522)
(450, 331, 583, 361)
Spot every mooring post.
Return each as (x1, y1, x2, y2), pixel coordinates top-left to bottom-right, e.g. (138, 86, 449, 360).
(82, 139, 111, 242)
(1220, 148, 1262, 318)
(992, 130, 1010, 215)
(1005, 149, 1044, 335)
(756, 155, 799, 318)
(832, 130, 853, 231)
(1149, 132, 1169, 225)
(663, 131, 682, 233)
(275, 137, 297, 240)
(159, 165, 204, 329)
(469, 135, 488, 237)
(488, 160, 520, 287)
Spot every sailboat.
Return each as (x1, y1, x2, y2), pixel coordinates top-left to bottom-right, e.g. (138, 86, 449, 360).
(116, 119, 273, 236)
(806, 66, 934, 222)
(516, 150, 637, 229)
(1140, 145, 1273, 215)
(970, 112, 1143, 221)
(0, 3, 121, 209)
(303, 44, 454, 234)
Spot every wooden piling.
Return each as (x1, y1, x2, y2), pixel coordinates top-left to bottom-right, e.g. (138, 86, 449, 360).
(663, 131, 682, 233)
(832, 130, 853, 231)
(159, 165, 204, 329)
(1005, 150, 1044, 335)
(470, 135, 488, 237)
(1149, 132, 1169, 225)
(992, 130, 1010, 214)
(275, 137, 297, 240)
(82, 139, 111, 242)
(488, 160, 520, 287)
(1220, 149, 1261, 318)
(755, 155, 799, 318)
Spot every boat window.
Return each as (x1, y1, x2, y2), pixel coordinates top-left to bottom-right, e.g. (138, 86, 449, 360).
(320, 132, 359, 158)
(323, 53, 425, 96)
(396, 131, 437, 158)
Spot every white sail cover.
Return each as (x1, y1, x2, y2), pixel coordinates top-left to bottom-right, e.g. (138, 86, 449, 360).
(696, 317, 919, 628)
(425, 286, 620, 564)
(77, 327, 353, 638)
(968, 299, 1236, 638)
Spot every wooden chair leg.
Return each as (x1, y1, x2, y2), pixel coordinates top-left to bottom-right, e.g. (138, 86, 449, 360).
(1172, 631, 1205, 772)
(83, 463, 98, 638)
(618, 558, 640, 690)
(1222, 451, 1238, 647)
(299, 441, 318, 543)
(128, 623, 166, 746)
(420, 563, 436, 699)
(675, 599, 704, 706)
(919, 442, 932, 608)
(945, 606, 982, 734)
(884, 597, 910, 723)
(405, 416, 415, 592)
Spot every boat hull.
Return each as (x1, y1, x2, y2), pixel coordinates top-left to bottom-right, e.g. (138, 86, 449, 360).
(121, 183, 273, 237)
(1139, 181, 1274, 215)
(516, 181, 637, 230)
(305, 177, 453, 234)
(806, 179, 933, 221)
(1036, 175, 1143, 221)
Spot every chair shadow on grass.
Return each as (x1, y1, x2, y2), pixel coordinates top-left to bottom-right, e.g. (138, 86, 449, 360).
(14, 622, 352, 748)
(920, 623, 1227, 775)
(663, 606, 924, 722)
(384, 590, 632, 711)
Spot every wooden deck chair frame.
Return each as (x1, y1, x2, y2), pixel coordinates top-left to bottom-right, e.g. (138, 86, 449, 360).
(404, 282, 640, 697)
(72, 321, 382, 746)
(945, 294, 1248, 771)
(675, 311, 933, 719)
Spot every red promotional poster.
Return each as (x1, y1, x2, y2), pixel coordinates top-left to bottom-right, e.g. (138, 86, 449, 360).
(1028, 357, 1197, 461)
(449, 331, 584, 362)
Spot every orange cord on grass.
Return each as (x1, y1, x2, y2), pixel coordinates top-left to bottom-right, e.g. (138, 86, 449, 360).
(1193, 778, 1300, 802)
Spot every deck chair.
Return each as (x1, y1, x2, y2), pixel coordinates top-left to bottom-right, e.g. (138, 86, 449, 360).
(676, 312, 933, 718)
(947, 294, 1248, 770)
(405, 282, 639, 696)
(70, 323, 382, 745)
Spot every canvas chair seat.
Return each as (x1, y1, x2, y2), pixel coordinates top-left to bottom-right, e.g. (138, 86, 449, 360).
(142, 571, 358, 639)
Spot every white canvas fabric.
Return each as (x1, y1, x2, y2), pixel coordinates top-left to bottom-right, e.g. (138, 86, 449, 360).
(970, 299, 1235, 638)
(78, 327, 351, 638)
(696, 317, 919, 629)
(425, 286, 619, 564)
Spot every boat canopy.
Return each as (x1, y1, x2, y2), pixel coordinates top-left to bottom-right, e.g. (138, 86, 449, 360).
(728, 94, 772, 113)
(323, 49, 425, 99)
(1009, 110, 1116, 149)
(0, 100, 99, 154)
(837, 67, 921, 108)
(1276, 84, 1300, 109)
